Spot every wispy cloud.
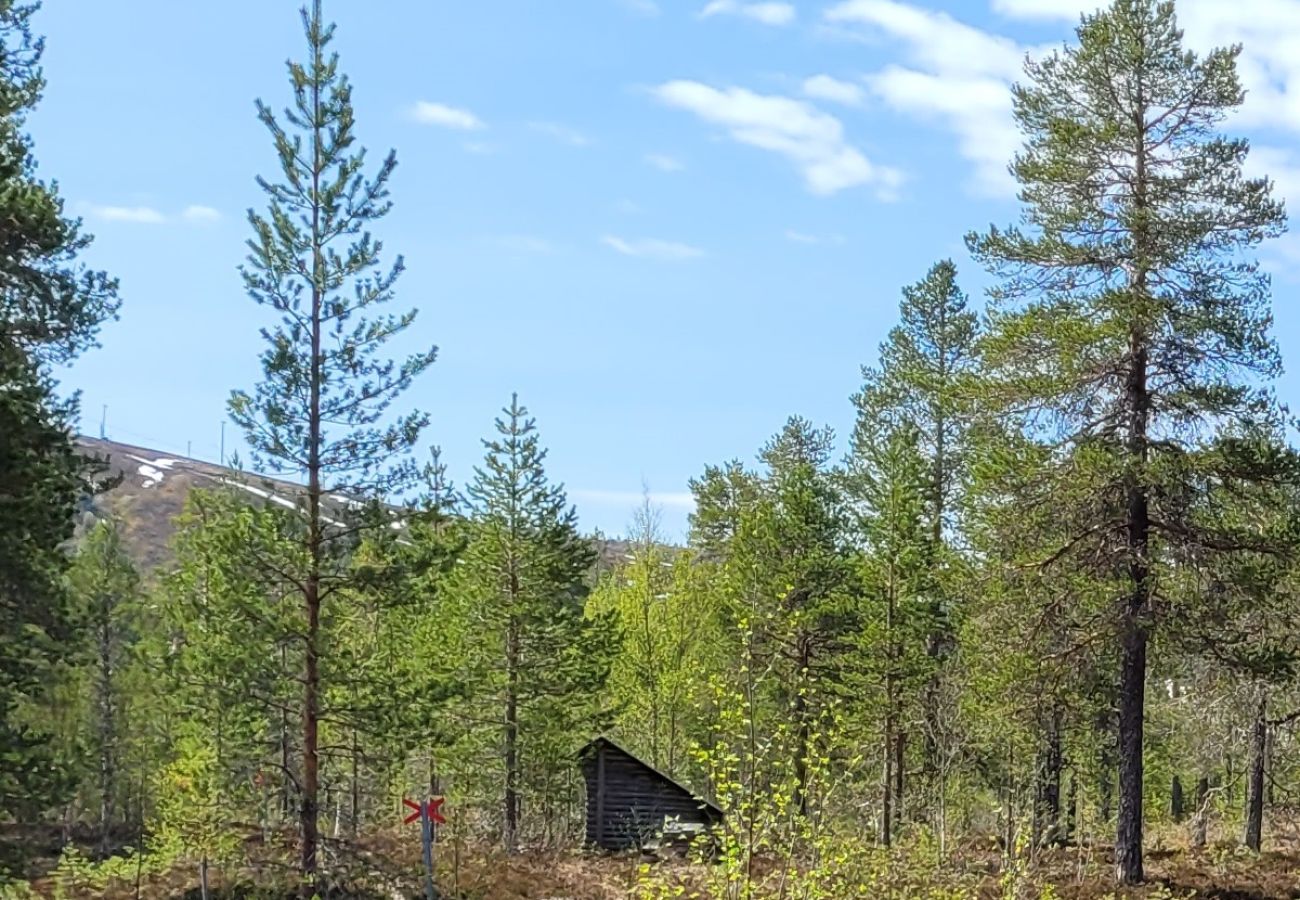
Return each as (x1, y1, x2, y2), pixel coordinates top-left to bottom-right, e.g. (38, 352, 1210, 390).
(824, 0, 1027, 195)
(86, 205, 168, 224)
(410, 101, 486, 131)
(990, 0, 1097, 20)
(828, 0, 1300, 198)
(802, 74, 865, 107)
(785, 229, 846, 245)
(992, 0, 1300, 140)
(181, 205, 221, 223)
(700, 0, 796, 26)
(573, 488, 696, 510)
(85, 204, 220, 225)
(645, 152, 685, 172)
(601, 235, 705, 261)
(530, 121, 591, 147)
(650, 80, 903, 197)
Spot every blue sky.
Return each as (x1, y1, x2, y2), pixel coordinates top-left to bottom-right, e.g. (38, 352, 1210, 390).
(33, 0, 1300, 539)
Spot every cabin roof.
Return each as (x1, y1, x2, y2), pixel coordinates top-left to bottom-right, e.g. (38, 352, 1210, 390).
(578, 736, 724, 818)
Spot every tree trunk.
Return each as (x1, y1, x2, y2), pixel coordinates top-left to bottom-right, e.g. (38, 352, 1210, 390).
(1191, 776, 1210, 850)
(1115, 330, 1151, 885)
(921, 394, 948, 820)
(1171, 775, 1185, 823)
(1066, 770, 1077, 845)
(1243, 693, 1267, 852)
(881, 574, 897, 848)
(881, 705, 894, 848)
(1037, 708, 1063, 847)
(893, 730, 906, 828)
(504, 613, 521, 854)
(300, 25, 326, 892)
(97, 594, 115, 860)
(350, 723, 360, 836)
(1115, 621, 1147, 884)
(793, 635, 811, 818)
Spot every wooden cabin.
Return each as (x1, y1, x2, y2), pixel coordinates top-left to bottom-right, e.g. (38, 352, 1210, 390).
(578, 737, 724, 851)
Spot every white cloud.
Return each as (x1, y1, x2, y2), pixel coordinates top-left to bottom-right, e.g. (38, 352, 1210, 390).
(828, 1, 1024, 80)
(86, 204, 221, 225)
(990, 0, 1095, 20)
(651, 80, 903, 197)
(701, 0, 796, 25)
(828, 0, 1300, 197)
(802, 74, 865, 107)
(410, 101, 485, 131)
(573, 488, 696, 510)
(601, 235, 705, 261)
(645, 152, 685, 172)
(824, 0, 1030, 195)
(86, 205, 168, 224)
(530, 121, 591, 146)
(785, 229, 846, 245)
(181, 205, 221, 223)
(619, 0, 662, 15)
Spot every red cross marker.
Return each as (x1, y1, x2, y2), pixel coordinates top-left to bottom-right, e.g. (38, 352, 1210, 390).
(402, 797, 423, 825)
(427, 796, 446, 825)
(403, 796, 446, 826)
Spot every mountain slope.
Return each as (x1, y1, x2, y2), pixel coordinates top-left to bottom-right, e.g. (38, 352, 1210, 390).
(75, 436, 632, 574)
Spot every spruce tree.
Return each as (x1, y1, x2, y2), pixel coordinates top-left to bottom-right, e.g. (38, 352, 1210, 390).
(968, 0, 1287, 882)
(460, 395, 614, 852)
(0, 1, 118, 865)
(228, 1, 435, 888)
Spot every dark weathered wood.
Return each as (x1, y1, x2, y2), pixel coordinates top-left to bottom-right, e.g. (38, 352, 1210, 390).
(579, 738, 722, 850)
(595, 743, 606, 844)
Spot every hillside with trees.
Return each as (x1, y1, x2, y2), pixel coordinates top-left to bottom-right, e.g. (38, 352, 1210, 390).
(8, 1, 1300, 898)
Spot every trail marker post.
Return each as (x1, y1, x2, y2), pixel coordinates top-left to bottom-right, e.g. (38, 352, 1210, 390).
(403, 796, 445, 900)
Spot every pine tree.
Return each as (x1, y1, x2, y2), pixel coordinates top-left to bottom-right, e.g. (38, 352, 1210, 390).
(850, 422, 933, 845)
(228, 1, 435, 888)
(460, 395, 614, 852)
(968, 0, 1287, 882)
(0, 1, 118, 868)
(852, 259, 978, 816)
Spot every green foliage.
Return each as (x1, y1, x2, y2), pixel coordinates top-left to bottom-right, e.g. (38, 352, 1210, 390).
(967, 0, 1291, 881)
(151, 734, 243, 870)
(228, 0, 435, 496)
(587, 497, 723, 777)
(454, 394, 617, 848)
(0, 1, 119, 874)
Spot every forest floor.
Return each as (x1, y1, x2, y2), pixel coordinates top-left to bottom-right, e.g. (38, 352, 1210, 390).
(12, 827, 1300, 898)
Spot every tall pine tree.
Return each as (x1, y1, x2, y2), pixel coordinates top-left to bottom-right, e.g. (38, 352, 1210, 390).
(968, 0, 1287, 882)
(228, 2, 435, 889)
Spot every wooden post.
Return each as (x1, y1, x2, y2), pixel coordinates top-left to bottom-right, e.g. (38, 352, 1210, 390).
(421, 801, 436, 900)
